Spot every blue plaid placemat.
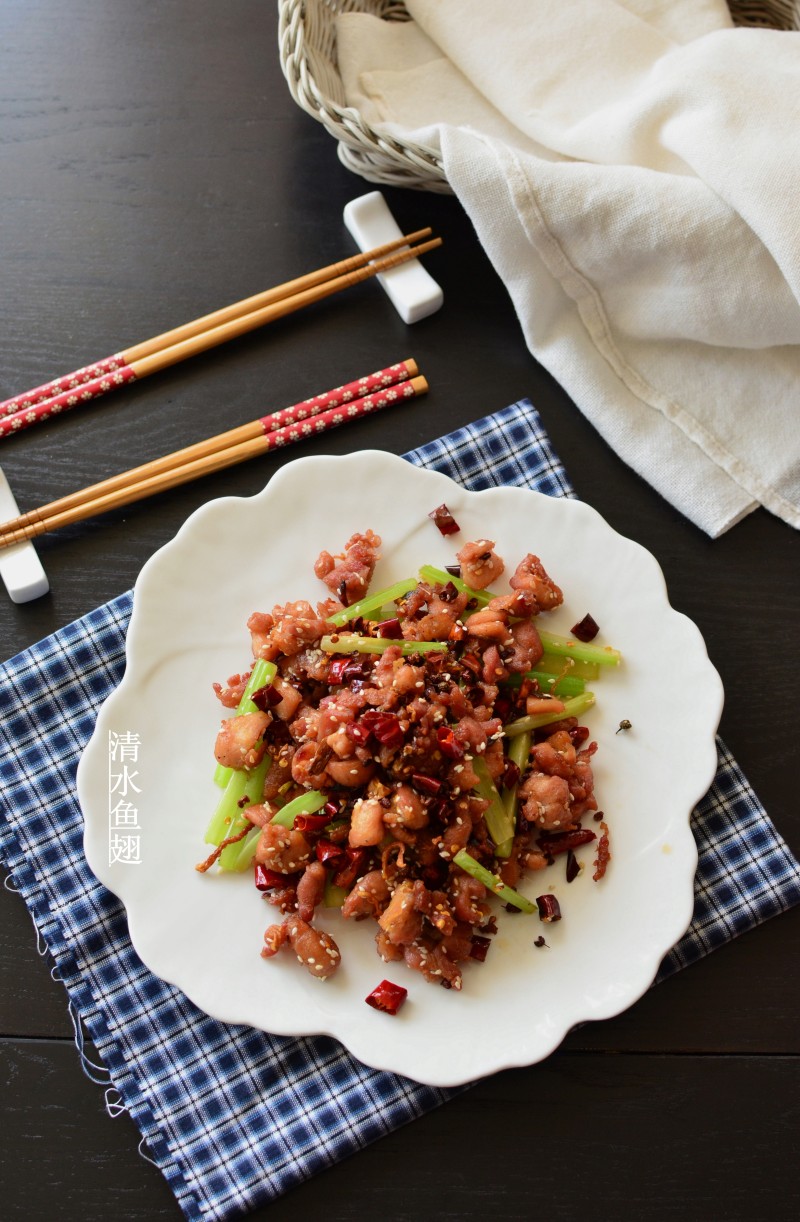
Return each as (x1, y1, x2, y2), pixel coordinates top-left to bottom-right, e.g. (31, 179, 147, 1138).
(2, 399, 799, 1221)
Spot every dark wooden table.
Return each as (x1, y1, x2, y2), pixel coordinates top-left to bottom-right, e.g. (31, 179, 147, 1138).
(1, 4, 798, 1219)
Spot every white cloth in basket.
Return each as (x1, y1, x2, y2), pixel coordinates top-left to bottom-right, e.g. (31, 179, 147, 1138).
(336, 1, 800, 536)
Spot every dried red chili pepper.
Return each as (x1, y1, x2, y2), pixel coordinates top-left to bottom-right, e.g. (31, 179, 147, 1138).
(365, 979, 408, 1014)
(254, 865, 289, 891)
(333, 847, 369, 890)
(294, 812, 331, 833)
(570, 613, 600, 642)
(535, 894, 562, 923)
(249, 683, 283, 711)
(537, 828, 597, 856)
(428, 503, 460, 536)
(315, 838, 346, 868)
(376, 617, 403, 639)
(437, 725, 465, 761)
(469, 935, 492, 962)
(411, 773, 443, 796)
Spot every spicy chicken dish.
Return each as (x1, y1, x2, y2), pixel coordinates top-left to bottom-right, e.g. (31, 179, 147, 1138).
(199, 517, 617, 1000)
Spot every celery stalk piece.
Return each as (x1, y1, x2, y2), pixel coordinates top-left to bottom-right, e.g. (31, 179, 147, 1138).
(325, 579, 418, 627)
(502, 668, 586, 696)
(223, 825, 261, 873)
(269, 789, 328, 829)
(472, 756, 515, 858)
(502, 730, 532, 831)
(418, 565, 493, 608)
(215, 756, 272, 868)
(539, 628, 621, 667)
(320, 633, 448, 656)
(205, 752, 271, 850)
(453, 850, 536, 914)
(213, 658, 278, 788)
(504, 692, 596, 737)
(205, 769, 251, 845)
(535, 653, 599, 681)
(323, 876, 348, 908)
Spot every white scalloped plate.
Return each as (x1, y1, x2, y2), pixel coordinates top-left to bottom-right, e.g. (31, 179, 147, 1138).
(79, 450, 723, 1086)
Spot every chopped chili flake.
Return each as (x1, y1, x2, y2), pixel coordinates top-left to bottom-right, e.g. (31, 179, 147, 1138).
(469, 935, 492, 962)
(537, 828, 597, 856)
(428, 504, 460, 536)
(365, 979, 408, 1014)
(536, 894, 562, 923)
(344, 720, 372, 747)
(565, 849, 580, 883)
(294, 812, 331, 833)
(254, 864, 289, 891)
(437, 725, 465, 760)
(376, 617, 403, 638)
(333, 847, 369, 890)
(369, 711, 405, 749)
(500, 758, 521, 790)
(250, 682, 282, 711)
(315, 838, 346, 867)
(411, 773, 443, 796)
(570, 613, 600, 642)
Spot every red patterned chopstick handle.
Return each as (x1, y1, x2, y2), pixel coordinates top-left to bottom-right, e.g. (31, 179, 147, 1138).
(257, 360, 414, 433)
(0, 355, 137, 438)
(260, 375, 422, 451)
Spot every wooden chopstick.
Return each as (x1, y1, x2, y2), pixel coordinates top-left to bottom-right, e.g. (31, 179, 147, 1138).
(0, 359, 417, 540)
(0, 364, 427, 549)
(0, 232, 440, 439)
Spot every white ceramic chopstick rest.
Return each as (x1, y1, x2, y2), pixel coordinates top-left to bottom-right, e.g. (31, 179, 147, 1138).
(344, 191, 444, 324)
(0, 467, 49, 603)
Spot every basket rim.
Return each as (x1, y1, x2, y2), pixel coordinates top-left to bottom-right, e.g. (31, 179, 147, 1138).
(278, 0, 447, 186)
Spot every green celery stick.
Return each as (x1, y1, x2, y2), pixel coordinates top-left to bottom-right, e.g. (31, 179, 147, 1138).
(497, 730, 532, 858)
(323, 875, 348, 908)
(269, 789, 328, 828)
(539, 628, 621, 667)
(505, 692, 596, 737)
(222, 824, 261, 873)
(218, 759, 271, 869)
(503, 728, 531, 814)
(504, 669, 586, 697)
(453, 849, 536, 913)
(205, 770, 251, 845)
(207, 752, 270, 856)
(325, 579, 418, 627)
(535, 653, 598, 681)
(321, 633, 448, 656)
(213, 658, 278, 788)
(472, 756, 515, 858)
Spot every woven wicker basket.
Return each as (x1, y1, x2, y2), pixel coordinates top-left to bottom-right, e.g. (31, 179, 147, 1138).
(277, 0, 800, 195)
(278, 0, 449, 192)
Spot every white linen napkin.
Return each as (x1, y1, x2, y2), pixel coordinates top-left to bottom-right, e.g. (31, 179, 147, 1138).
(335, 1, 800, 536)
